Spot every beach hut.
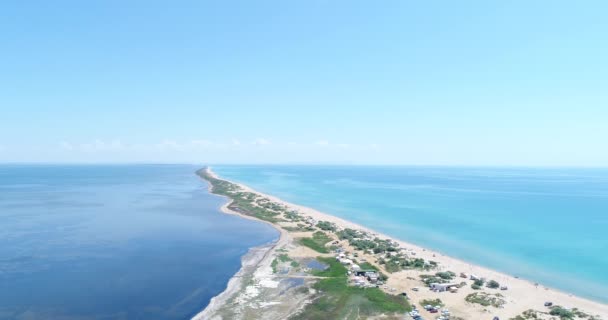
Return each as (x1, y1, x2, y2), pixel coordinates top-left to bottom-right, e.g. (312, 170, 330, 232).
(366, 272, 379, 283)
(431, 283, 459, 292)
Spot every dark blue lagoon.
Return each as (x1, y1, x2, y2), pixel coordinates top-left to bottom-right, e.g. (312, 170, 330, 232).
(0, 164, 278, 320)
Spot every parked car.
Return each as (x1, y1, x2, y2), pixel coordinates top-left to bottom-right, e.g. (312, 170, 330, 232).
(544, 301, 553, 307)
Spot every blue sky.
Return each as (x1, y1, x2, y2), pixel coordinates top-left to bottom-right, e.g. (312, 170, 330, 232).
(1, 1, 607, 165)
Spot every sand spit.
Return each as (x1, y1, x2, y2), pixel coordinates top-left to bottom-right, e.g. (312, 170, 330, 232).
(194, 167, 608, 320)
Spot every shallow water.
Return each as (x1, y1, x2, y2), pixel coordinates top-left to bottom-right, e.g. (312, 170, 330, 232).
(213, 165, 608, 303)
(0, 164, 278, 319)
(306, 259, 328, 271)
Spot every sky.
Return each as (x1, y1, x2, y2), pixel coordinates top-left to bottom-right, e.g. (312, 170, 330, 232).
(1, 1, 607, 166)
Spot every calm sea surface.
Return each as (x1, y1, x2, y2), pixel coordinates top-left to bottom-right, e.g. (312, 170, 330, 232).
(213, 165, 608, 303)
(0, 164, 278, 320)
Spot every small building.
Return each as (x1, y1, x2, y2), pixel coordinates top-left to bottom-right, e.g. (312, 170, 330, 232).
(354, 270, 376, 277)
(367, 273, 379, 283)
(430, 283, 459, 292)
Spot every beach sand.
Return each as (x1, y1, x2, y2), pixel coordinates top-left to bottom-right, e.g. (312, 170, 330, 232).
(197, 168, 608, 319)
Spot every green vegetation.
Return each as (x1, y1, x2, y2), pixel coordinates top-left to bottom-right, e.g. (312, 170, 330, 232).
(419, 271, 456, 286)
(200, 170, 424, 319)
(299, 231, 332, 253)
(271, 254, 297, 273)
(228, 193, 282, 223)
(420, 298, 444, 307)
(292, 257, 411, 319)
(549, 306, 575, 319)
(379, 255, 435, 273)
(436, 271, 456, 280)
(471, 278, 485, 290)
(486, 279, 500, 289)
(358, 262, 378, 271)
(282, 224, 315, 232)
(465, 292, 505, 308)
(509, 309, 540, 320)
(509, 307, 601, 320)
(284, 210, 302, 221)
(336, 228, 362, 240)
(200, 170, 282, 223)
(271, 258, 279, 273)
(316, 220, 336, 231)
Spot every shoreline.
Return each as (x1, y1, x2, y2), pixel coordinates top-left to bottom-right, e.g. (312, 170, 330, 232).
(192, 242, 277, 320)
(197, 167, 608, 319)
(192, 170, 290, 320)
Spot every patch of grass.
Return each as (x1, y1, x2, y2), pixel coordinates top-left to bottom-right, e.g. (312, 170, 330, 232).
(292, 257, 411, 319)
(271, 257, 279, 273)
(358, 262, 378, 271)
(549, 306, 575, 319)
(299, 231, 332, 253)
(420, 298, 444, 307)
(510, 307, 601, 320)
(465, 292, 505, 308)
(509, 309, 544, 320)
(312, 257, 347, 277)
(271, 254, 296, 273)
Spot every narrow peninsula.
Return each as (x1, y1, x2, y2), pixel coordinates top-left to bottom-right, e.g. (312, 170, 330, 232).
(194, 167, 607, 320)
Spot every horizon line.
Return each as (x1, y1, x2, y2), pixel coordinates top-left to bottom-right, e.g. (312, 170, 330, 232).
(1, 161, 608, 169)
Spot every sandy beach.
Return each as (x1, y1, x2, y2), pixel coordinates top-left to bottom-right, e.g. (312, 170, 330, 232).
(197, 168, 608, 320)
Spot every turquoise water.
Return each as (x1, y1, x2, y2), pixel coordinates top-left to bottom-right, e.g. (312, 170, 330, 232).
(0, 165, 278, 319)
(213, 165, 608, 303)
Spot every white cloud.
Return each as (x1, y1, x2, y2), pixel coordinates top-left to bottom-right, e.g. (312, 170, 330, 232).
(60, 141, 74, 150)
(95, 140, 123, 151)
(156, 139, 183, 151)
(315, 140, 330, 146)
(337, 143, 351, 149)
(59, 140, 126, 152)
(191, 139, 213, 148)
(231, 139, 241, 146)
(252, 138, 271, 146)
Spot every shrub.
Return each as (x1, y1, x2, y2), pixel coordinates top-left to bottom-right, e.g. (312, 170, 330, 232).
(420, 298, 444, 307)
(316, 221, 336, 231)
(549, 306, 575, 319)
(487, 280, 500, 289)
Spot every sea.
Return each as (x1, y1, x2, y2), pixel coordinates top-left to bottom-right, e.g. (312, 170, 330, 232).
(213, 165, 608, 303)
(0, 164, 278, 320)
